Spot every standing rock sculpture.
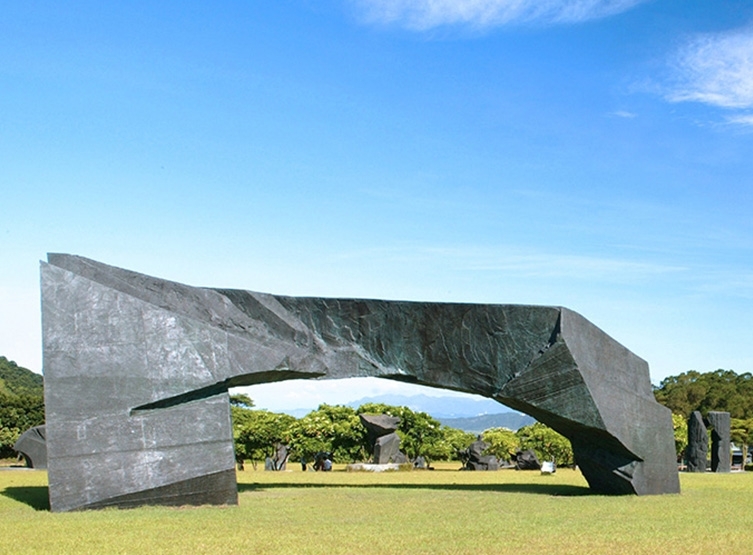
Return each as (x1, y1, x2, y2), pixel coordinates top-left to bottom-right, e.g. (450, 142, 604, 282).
(707, 411, 731, 473)
(41, 254, 679, 511)
(359, 414, 407, 464)
(686, 411, 707, 473)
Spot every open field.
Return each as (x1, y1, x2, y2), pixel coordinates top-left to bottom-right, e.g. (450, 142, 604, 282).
(2, 463, 752, 555)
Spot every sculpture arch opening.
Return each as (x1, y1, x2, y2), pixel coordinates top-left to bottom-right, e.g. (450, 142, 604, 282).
(41, 254, 680, 512)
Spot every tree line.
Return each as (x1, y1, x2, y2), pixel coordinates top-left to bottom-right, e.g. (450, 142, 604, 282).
(653, 369, 753, 460)
(230, 394, 575, 468)
(0, 357, 45, 458)
(11, 353, 750, 468)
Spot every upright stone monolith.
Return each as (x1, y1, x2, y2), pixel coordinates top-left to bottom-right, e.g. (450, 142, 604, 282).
(686, 411, 707, 473)
(707, 411, 731, 473)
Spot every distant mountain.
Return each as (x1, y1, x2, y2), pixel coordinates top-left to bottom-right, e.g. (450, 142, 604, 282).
(438, 413, 534, 433)
(345, 393, 516, 419)
(0, 356, 43, 397)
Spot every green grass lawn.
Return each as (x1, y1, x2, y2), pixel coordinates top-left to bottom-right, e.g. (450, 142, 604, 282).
(1, 464, 751, 554)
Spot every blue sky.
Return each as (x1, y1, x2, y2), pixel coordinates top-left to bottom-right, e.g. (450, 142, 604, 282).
(2, 1, 753, 411)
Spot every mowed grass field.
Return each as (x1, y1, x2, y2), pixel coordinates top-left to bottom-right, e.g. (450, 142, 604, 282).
(2, 463, 752, 555)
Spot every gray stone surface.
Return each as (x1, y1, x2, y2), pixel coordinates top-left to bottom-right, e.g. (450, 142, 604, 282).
(42, 254, 679, 511)
(707, 411, 731, 473)
(373, 433, 405, 464)
(462, 437, 500, 471)
(686, 411, 707, 473)
(359, 414, 406, 463)
(271, 443, 288, 471)
(515, 449, 541, 471)
(358, 414, 408, 464)
(13, 425, 47, 469)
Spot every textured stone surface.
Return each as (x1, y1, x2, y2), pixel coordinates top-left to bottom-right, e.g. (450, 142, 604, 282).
(359, 414, 406, 463)
(358, 414, 408, 464)
(359, 414, 400, 437)
(41, 254, 679, 511)
(13, 425, 47, 469)
(515, 449, 541, 471)
(374, 433, 406, 464)
(462, 437, 500, 471)
(686, 411, 707, 473)
(707, 411, 731, 473)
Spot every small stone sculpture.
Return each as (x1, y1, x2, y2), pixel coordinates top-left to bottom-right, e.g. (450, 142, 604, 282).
(270, 443, 289, 471)
(515, 449, 541, 471)
(462, 437, 500, 471)
(359, 414, 407, 464)
(686, 411, 707, 472)
(13, 425, 47, 469)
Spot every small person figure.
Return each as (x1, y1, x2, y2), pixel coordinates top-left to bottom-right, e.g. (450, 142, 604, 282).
(301, 457, 307, 472)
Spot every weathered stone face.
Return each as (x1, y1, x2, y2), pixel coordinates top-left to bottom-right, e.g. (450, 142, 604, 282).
(707, 411, 731, 473)
(13, 425, 47, 469)
(686, 411, 708, 473)
(41, 254, 680, 511)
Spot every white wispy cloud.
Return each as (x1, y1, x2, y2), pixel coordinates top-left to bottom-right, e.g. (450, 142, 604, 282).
(612, 110, 637, 118)
(352, 0, 648, 30)
(666, 26, 753, 113)
(337, 244, 684, 282)
(725, 113, 753, 127)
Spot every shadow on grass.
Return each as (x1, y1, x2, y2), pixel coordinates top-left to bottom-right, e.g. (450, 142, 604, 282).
(0, 481, 590, 512)
(2, 486, 50, 511)
(237, 481, 591, 497)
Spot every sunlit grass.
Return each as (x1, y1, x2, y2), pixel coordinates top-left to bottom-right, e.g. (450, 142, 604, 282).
(2, 464, 752, 554)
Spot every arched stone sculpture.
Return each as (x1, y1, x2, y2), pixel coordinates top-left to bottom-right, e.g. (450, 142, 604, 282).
(41, 254, 679, 511)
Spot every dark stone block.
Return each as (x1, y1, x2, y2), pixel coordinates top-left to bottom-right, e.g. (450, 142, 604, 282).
(462, 438, 500, 471)
(707, 411, 731, 473)
(515, 449, 541, 471)
(41, 254, 679, 510)
(359, 414, 406, 463)
(13, 425, 47, 469)
(686, 411, 707, 473)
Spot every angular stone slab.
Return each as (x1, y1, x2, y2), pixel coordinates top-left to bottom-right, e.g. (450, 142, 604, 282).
(41, 254, 679, 511)
(13, 425, 47, 469)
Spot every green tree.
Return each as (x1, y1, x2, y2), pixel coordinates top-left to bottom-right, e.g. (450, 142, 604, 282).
(230, 393, 255, 409)
(0, 357, 44, 397)
(0, 357, 45, 459)
(516, 422, 573, 467)
(654, 370, 753, 419)
(0, 392, 45, 459)
(286, 404, 367, 464)
(425, 426, 477, 462)
(671, 413, 688, 461)
(731, 417, 753, 467)
(482, 427, 519, 463)
(235, 410, 296, 469)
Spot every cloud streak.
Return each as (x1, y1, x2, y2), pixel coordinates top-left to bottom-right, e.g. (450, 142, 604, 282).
(353, 0, 648, 29)
(666, 26, 753, 124)
(337, 244, 684, 283)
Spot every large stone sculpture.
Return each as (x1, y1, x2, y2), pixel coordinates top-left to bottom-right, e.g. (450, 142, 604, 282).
(707, 411, 731, 473)
(686, 411, 707, 472)
(41, 254, 679, 511)
(359, 414, 407, 464)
